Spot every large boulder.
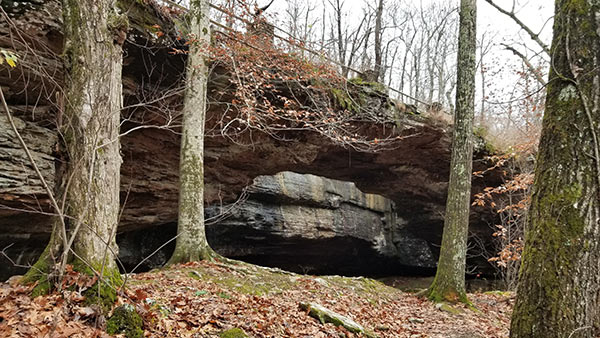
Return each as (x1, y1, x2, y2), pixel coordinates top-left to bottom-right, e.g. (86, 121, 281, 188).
(205, 172, 437, 275)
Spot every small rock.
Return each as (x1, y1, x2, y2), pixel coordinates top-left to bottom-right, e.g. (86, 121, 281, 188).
(300, 302, 374, 337)
(313, 278, 328, 286)
(5, 275, 22, 286)
(408, 317, 424, 324)
(436, 303, 462, 315)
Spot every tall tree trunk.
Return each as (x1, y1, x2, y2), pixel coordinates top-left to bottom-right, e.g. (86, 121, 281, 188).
(427, 0, 476, 303)
(332, 0, 348, 78)
(510, 0, 600, 337)
(373, 0, 384, 82)
(22, 0, 126, 303)
(400, 28, 417, 96)
(168, 0, 214, 264)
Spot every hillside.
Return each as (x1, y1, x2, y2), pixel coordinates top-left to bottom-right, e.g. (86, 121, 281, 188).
(0, 260, 512, 337)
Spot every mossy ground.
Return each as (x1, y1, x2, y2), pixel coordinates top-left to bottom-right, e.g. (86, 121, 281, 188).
(219, 327, 247, 338)
(118, 260, 512, 337)
(106, 304, 143, 338)
(71, 259, 123, 313)
(2, 259, 513, 337)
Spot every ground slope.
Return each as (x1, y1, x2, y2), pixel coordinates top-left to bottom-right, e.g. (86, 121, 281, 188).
(0, 260, 511, 337)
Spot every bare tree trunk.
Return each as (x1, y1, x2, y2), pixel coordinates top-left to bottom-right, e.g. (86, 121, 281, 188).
(478, 32, 493, 125)
(399, 28, 416, 94)
(22, 0, 126, 305)
(320, 5, 326, 51)
(373, 0, 384, 82)
(412, 44, 421, 104)
(479, 60, 486, 125)
(331, 0, 348, 77)
(427, 0, 476, 304)
(168, 0, 214, 264)
(510, 0, 600, 336)
(437, 41, 449, 104)
(387, 44, 399, 88)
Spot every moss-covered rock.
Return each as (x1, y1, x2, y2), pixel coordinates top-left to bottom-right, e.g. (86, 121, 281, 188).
(436, 302, 463, 315)
(71, 259, 123, 313)
(106, 304, 143, 338)
(331, 88, 359, 112)
(348, 77, 387, 94)
(219, 328, 248, 338)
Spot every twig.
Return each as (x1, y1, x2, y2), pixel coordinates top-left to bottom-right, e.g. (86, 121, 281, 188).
(483, 0, 550, 56)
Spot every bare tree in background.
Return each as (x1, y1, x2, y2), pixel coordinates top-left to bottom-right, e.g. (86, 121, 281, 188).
(373, 0, 384, 82)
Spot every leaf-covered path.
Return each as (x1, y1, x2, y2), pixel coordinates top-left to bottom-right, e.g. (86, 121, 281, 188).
(1, 260, 512, 337)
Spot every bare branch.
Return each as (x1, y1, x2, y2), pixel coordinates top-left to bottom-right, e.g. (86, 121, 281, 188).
(501, 43, 547, 86)
(483, 0, 550, 55)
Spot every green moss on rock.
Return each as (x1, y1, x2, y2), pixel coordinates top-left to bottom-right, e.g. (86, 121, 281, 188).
(219, 328, 248, 338)
(331, 88, 359, 112)
(73, 259, 123, 313)
(106, 304, 143, 338)
(348, 77, 387, 94)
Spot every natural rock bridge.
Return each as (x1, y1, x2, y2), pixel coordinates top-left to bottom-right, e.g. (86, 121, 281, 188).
(0, 0, 502, 279)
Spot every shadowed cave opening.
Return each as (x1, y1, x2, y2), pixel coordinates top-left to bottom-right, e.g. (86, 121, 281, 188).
(116, 172, 497, 281)
(117, 223, 437, 277)
(0, 173, 496, 284)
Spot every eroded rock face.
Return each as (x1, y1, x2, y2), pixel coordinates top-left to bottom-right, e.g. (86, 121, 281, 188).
(206, 172, 437, 276)
(116, 172, 437, 276)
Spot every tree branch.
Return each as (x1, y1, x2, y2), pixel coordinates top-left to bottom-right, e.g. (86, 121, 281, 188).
(484, 0, 550, 56)
(501, 43, 547, 86)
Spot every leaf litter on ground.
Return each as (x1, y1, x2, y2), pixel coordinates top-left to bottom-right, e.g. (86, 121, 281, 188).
(0, 260, 513, 337)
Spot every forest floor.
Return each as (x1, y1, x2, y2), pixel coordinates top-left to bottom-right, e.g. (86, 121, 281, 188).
(0, 260, 512, 337)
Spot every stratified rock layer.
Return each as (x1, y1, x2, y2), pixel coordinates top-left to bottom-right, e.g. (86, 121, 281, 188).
(205, 172, 437, 276)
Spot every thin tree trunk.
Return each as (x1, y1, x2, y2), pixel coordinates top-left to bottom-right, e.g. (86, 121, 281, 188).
(480, 59, 486, 125)
(400, 28, 417, 96)
(374, 0, 384, 82)
(413, 48, 421, 104)
(437, 41, 448, 104)
(168, 0, 214, 264)
(510, 0, 600, 336)
(387, 45, 399, 88)
(22, 0, 126, 303)
(333, 0, 347, 77)
(427, 0, 476, 304)
(320, 5, 326, 52)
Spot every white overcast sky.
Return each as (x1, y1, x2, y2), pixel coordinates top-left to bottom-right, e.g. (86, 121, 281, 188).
(260, 0, 554, 53)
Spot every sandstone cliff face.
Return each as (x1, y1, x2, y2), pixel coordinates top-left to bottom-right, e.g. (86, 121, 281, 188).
(0, 1, 501, 279)
(117, 172, 438, 276)
(206, 172, 437, 275)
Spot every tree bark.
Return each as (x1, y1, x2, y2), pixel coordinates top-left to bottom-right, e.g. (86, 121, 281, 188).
(22, 0, 126, 300)
(332, 0, 348, 78)
(167, 0, 214, 264)
(373, 0, 384, 82)
(510, 0, 600, 337)
(427, 0, 476, 303)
